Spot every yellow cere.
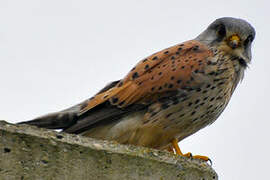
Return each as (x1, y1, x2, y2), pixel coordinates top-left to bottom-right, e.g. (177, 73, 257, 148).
(230, 34, 240, 42)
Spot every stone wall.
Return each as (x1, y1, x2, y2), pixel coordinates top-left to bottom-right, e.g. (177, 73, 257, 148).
(0, 121, 218, 180)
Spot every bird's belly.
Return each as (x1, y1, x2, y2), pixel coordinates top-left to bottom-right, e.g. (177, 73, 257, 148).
(138, 85, 231, 149)
(82, 111, 178, 149)
(83, 86, 231, 150)
(161, 99, 227, 143)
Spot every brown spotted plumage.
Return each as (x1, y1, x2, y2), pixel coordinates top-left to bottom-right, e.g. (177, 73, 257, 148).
(19, 17, 255, 161)
(79, 40, 212, 113)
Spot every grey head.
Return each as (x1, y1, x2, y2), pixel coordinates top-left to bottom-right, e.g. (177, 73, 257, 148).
(196, 17, 256, 67)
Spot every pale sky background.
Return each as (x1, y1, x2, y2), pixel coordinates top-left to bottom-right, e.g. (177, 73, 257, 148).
(1, 0, 269, 179)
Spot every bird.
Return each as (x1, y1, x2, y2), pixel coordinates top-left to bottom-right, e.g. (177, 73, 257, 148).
(19, 17, 255, 162)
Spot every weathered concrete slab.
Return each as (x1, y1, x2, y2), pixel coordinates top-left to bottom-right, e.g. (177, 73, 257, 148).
(0, 120, 218, 180)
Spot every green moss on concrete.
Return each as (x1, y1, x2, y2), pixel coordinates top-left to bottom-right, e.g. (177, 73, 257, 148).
(0, 121, 218, 180)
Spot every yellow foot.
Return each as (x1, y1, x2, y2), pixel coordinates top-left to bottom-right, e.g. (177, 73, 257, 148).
(172, 138, 211, 164)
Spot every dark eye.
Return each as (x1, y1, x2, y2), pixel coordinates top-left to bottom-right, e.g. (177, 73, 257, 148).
(216, 24, 226, 40)
(244, 35, 254, 47)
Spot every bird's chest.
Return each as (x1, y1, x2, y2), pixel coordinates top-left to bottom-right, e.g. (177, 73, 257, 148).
(144, 56, 236, 140)
(152, 84, 230, 126)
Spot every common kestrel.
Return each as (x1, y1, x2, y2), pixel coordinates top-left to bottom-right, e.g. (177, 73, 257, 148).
(20, 17, 255, 161)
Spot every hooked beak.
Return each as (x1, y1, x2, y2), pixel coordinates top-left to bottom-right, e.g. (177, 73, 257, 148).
(227, 34, 251, 68)
(228, 35, 240, 49)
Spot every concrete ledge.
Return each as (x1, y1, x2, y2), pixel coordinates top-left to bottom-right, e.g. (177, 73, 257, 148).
(0, 121, 218, 180)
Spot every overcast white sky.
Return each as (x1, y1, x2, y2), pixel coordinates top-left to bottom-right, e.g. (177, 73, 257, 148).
(1, 0, 269, 179)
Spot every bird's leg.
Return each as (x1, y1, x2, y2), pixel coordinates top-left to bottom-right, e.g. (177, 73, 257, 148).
(172, 138, 192, 157)
(172, 138, 210, 162)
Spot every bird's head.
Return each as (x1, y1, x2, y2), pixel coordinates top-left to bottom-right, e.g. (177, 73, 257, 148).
(196, 17, 255, 68)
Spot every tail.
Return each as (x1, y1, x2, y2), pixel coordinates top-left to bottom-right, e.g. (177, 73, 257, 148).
(18, 103, 82, 130)
(17, 80, 146, 134)
(18, 111, 78, 129)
